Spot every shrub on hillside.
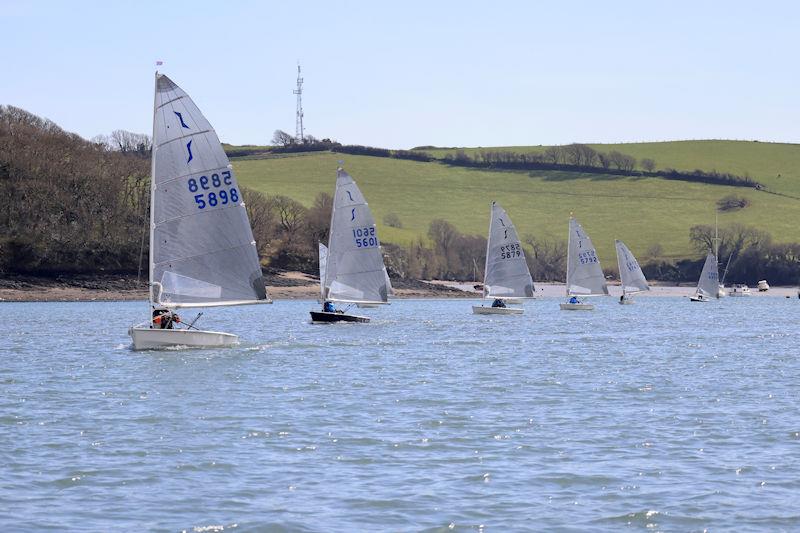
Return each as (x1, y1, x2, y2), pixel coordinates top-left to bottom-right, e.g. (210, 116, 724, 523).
(717, 194, 750, 212)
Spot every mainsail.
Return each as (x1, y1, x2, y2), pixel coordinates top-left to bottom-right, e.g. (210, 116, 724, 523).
(483, 202, 534, 298)
(696, 252, 719, 298)
(318, 242, 328, 299)
(150, 73, 267, 308)
(566, 217, 609, 296)
(615, 240, 649, 295)
(323, 169, 389, 304)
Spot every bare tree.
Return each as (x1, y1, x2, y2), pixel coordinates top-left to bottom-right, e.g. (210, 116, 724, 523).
(641, 158, 656, 172)
(272, 129, 295, 147)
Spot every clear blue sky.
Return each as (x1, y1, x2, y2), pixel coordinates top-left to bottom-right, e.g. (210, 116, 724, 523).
(3, 0, 798, 148)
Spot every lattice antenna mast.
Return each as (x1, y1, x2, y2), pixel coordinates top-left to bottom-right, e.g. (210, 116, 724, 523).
(293, 63, 304, 142)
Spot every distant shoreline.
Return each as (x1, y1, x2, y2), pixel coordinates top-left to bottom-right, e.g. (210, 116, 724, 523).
(0, 273, 796, 302)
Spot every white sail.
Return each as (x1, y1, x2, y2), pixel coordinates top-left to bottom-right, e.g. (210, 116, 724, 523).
(323, 169, 389, 304)
(318, 242, 328, 299)
(615, 240, 649, 295)
(483, 202, 534, 298)
(149, 73, 268, 308)
(383, 266, 394, 296)
(566, 217, 608, 296)
(696, 252, 719, 298)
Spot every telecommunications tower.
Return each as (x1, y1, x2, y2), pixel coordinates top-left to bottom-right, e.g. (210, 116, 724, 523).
(293, 63, 304, 142)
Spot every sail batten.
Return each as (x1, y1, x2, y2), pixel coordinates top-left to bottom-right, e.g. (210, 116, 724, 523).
(150, 73, 268, 307)
(615, 240, 649, 295)
(566, 217, 608, 296)
(323, 169, 389, 303)
(482, 202, 534, 299)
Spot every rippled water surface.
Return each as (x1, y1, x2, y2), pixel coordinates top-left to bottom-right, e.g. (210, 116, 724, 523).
(2, 297, 800, 531)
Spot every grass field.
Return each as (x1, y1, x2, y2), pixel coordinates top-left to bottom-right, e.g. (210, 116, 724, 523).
(232, 141, 800, 264)
(421, 140, 800, 197)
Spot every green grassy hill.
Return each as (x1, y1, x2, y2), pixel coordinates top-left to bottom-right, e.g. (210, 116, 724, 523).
(232, 141, 800, 265)
(422, 140, 800, 197)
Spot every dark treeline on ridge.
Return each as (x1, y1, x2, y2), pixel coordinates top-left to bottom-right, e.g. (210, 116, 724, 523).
(439, 146, 762, 189)
(2, 108, 798, 285)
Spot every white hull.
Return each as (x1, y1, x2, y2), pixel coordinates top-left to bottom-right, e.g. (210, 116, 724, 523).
(619, 298, 635, 305)
(560, 302, 594, 311)
(472, 305, 523, 315)
(689, 295, 710, 302)
(128, 326, 238, 350)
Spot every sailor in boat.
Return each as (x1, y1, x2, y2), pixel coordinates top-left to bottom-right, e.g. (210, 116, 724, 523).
(619, 295, 625, 303)
(322, 301, 344, 314)
(491, 298, 507, 308)
(569, 295, 579, 304)
(152, 308, 181, 329)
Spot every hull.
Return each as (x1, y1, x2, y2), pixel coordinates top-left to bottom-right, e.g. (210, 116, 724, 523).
(472, 305, 523, 315)
(560, 302, 594, 311)
(128, 326, 238, 350)
(689, 295, 709, 302)
(310, 311, 370, 323)
(619, 298, 635, 305)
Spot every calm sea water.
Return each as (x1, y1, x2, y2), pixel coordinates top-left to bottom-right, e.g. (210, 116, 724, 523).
(1, 297, 799, 531)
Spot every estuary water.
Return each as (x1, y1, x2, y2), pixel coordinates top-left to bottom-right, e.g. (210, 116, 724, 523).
(1, 297, 799, 531)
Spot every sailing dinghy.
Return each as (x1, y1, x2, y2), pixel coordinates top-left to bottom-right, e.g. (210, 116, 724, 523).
(311, 168, 389, 323)
(560, 217, 608, 310)
(128, 73, 270, 350)
(689, 252, 719, 302)
(615, 239, 649, 304)
(472, 202, 534, 315)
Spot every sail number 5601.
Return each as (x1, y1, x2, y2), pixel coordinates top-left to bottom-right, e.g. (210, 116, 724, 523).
(353, 227, 378, 248)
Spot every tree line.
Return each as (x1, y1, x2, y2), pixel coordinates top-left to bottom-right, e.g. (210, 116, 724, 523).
(2, 108, 795, 285)
(0, 106, 150, 274)
(440, 146, 762, 189)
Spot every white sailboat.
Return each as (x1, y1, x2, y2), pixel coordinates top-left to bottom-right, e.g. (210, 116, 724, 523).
(560, 217, 608, 310)
(311, 168, 389, 323)
(472, 202, 534, 315)
(128, 73, 270, 350)
(615, 239, 650, 304)
(690, 252, 719, 302)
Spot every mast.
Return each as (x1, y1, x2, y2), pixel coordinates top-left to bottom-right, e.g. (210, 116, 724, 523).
(293, 63, 304, 142)
(148, 71, 158, 308)
(482, 202, 493, 298)
(565, 215, 573, 296)
(615, 240, 626, 298)
(321, 165, 341, 299)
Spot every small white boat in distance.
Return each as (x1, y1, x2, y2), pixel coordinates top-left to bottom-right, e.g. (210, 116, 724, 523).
(560, 217, 608, 310)
(129, 73, 271, 350)
(615, 239, 650, 305)
(757, 280, 770, 292)
(689, 252, 719, 302)
(728, 284, 752, 296)
(472, 202, 534, 315)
